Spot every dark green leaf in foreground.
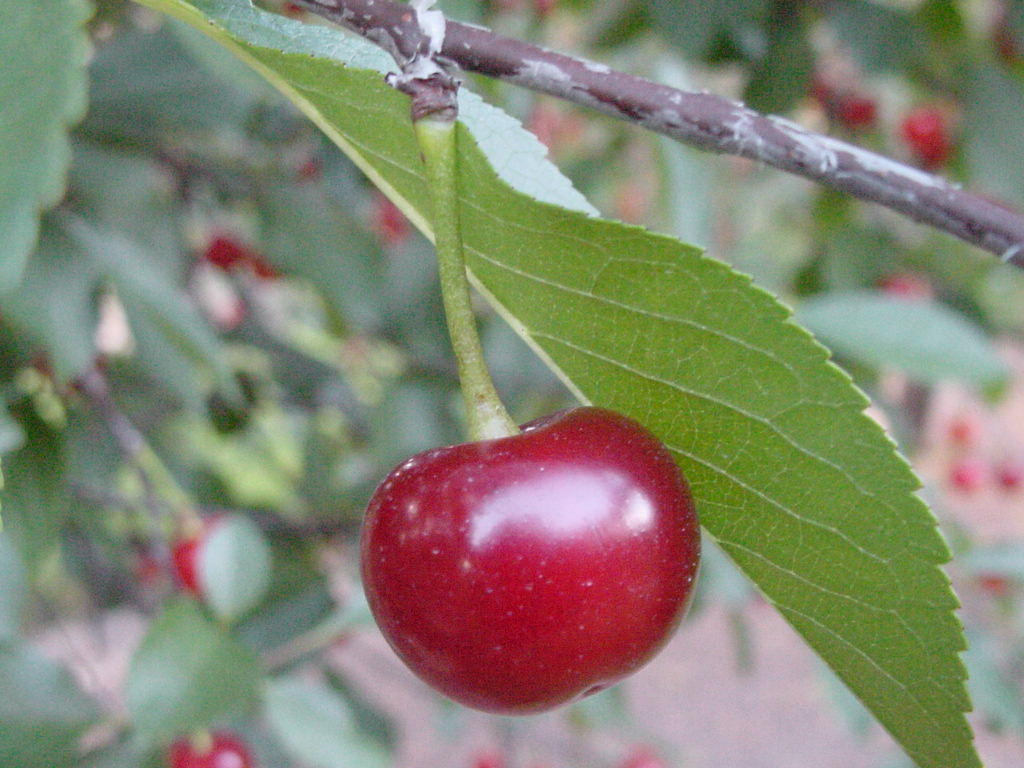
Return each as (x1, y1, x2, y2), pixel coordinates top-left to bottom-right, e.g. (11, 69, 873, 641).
(125, 598, 262, 746)
(797, 290, 1009, 391)
(0, 0, 91, 291)
(131, 2, 977, 766)
(0, 644, 100, 768)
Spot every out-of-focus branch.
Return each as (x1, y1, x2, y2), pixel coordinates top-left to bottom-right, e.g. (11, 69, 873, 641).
(74, 366, 196, 526)
(290, 0, 1024, 266)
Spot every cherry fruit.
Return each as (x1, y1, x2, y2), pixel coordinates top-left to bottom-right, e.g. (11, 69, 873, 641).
(948, 456, 987, 493)
(361, 407, 700, 714)
(167, 730, 253, 768)
(619, 746, 668, 768)
(171, 517, 223, 597)
(995, 458, 1024, 491)
(900, 107, 952, 169)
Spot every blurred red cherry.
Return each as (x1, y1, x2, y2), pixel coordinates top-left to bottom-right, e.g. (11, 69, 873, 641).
(172, 535, 203, 596)
(947, 416, 982, 447)
(836, 94, 877, 130)
(978, 573, 1011, 597)
(877, 272, 933, 300)
(900, 107, 952, 169)
(167, 730, 253, 768)
(372, 192, 411, 249)
(995, 458, 1024, 491)
(619, 746, 668, 768)
(948, 456, 987, 493)
(471, 750, 505, 768)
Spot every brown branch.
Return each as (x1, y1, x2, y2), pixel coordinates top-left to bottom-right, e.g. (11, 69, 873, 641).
(291, 0, 1024, 266)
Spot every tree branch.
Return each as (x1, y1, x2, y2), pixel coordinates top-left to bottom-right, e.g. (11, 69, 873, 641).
(291, 0, 1024, 266)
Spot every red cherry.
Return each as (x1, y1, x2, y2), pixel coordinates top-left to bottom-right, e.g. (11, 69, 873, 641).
(978, 573, 1011, 597)
(948, 416, 981, 447)
(172, 535, 204, 596)
(171, 518, 224, 597)
(619, 746, 668, 768)
(948, 456, 987, 492)
(836, 94, 877, 130)
(361, 407, 700, 714)
(877, 272, 933, 300)
(203, 235, 254, 271)
(372, 193, 411, 249)
(202, 235, 279, 280)
(168, 731, 253, 768)
(995, 458, 1024, 491)
(900, 107, 952, 169)
(471, 750, 506, 768)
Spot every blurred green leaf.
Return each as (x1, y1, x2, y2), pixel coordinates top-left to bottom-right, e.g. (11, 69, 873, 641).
(743, 4, 814, 115)
(649, 0, 769, 60)
(200, 514, 273, 623)
(264, 676, 390, 768)
(1, 402, 70, 571)
(258, 181, 385, 329)
(0, 409, 26, 456)
(0, 0, 91, 291)
(964, 64, 1024, 209)
(67, 217, 237, 408)
(963, 631, 1024, 733)
(68, 141, 184, 268)
(828, 0, 922, 72)
(83, 22, 257, 145)
(797, 291, 1009, 390)
(77, 741, 165, 768)
(125, 598, 263, 746)
(234, 541, 334, 652)
(325, 668, 397, 752)
(125, 2, 979, 765)
(0, 218, 100, 381)
(0, 644, 99, 768)
(0, 535, 26, 643)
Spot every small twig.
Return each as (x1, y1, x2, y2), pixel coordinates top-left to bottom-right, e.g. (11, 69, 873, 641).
(74, 367, 161, 510)
(290, 0, 1024, 265)
(74, 366, 197, 529)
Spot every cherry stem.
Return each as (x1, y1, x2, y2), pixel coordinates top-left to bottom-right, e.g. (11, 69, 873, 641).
(414, 117, 519, 441)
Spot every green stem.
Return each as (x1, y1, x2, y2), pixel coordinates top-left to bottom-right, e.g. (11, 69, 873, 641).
(414, 117, 518, 441)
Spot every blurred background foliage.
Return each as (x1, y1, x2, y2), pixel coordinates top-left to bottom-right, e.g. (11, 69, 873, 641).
(2, 0, 1024, 766)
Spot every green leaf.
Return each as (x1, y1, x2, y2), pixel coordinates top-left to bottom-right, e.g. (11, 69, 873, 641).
(0, 534, 27, 643)
(199, 514, 273, 623)
(125, 3, 978, 766)
(125, 598, 262, 746)
(743, 4, 814, 115)
(649, 0, 770, 60)
(828, 0, 923, 72)
(0, 644, 100, 768)
(0, 217, 101, 381)
(66, 216, 237, 407)
(264, 676, 390, 768)
(258, 180, 386, 329)
(0, 0, 91, 291)
(964, 64, 1024, 209)
(797, 291, 1009, 390)
(1, 402, 70, 571)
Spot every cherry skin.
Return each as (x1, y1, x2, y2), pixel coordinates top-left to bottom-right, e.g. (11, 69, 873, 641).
(948, 456, 987, 493)
(619, 746, 668, 768)
(900, 107, 952, 169)
(361, 407, 700, 715)
(172, 535, 204, 596)
(167, 730, 253, 768)
(171, 517, 223, 597)
(995, 458, 1024, 491)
